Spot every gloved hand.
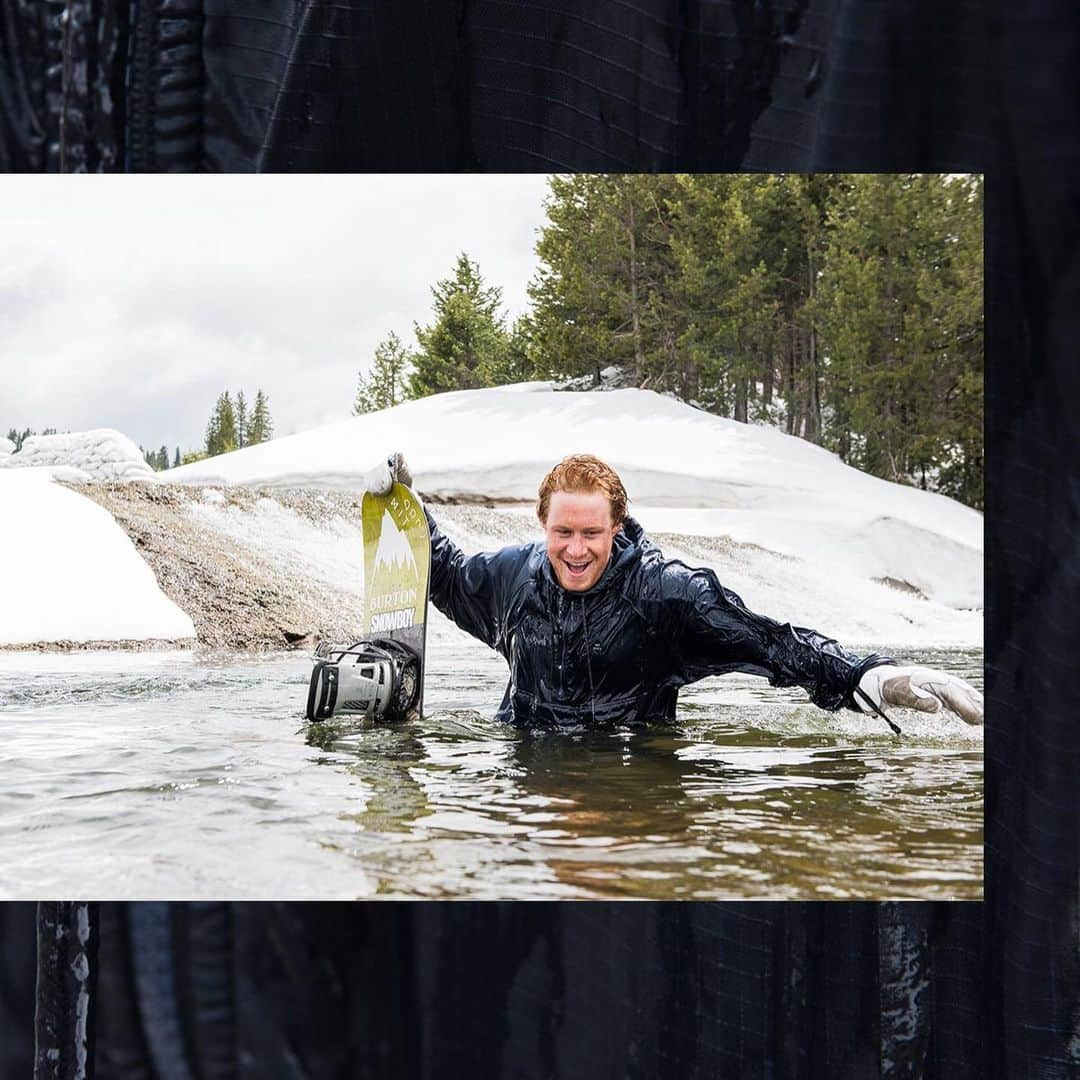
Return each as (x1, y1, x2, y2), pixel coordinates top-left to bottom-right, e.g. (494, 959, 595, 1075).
(857, 665, 984, 726)
(361, 451, 413, 495)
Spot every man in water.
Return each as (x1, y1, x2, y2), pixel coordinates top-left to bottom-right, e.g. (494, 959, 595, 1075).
(365, 452, 983, 729)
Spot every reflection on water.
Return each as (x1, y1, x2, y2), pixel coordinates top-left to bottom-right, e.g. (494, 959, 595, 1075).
(0, 645, 982, 899)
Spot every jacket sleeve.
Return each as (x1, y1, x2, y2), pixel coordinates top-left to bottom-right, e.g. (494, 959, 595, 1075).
(425, 509, 513, 651)
(663, 564, 891, 711)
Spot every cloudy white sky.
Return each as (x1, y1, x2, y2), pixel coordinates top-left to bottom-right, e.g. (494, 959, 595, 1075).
(1, 175, 551, 455)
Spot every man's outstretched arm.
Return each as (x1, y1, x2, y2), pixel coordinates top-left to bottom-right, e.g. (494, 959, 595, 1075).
(666, 565, 982, 725)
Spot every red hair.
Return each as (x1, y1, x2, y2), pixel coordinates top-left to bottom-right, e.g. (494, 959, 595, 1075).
(536, 454, 628, 525)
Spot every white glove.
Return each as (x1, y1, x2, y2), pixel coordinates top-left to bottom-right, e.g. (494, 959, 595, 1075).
(857, 665, 984, 726)
(361, 451, 413, 496)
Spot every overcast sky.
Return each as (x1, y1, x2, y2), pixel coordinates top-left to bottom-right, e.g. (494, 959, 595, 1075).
(1, 175, 552, 455)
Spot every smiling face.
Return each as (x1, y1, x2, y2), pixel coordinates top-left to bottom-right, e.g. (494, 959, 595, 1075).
(542, 489, 621, 592)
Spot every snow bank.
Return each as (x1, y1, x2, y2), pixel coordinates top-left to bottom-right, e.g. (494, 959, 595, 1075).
(0, 428, 155, 482)
(0, 469, 196, 646)
(0, 437, 14, 456)
(166, 386, 983, 614)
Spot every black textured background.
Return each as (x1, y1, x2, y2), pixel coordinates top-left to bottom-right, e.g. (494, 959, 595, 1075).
(1, 1, 1077, 1076)
(1, 0, 1007, 174)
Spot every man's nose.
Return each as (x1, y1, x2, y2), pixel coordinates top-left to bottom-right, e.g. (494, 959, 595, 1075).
(566, 535, 587, 557)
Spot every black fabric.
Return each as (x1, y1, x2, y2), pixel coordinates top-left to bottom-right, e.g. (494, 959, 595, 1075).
(2, 0, 1000, 173)
(0, 902, 36, 1078)
(982, 6, 1080, 1070)
(428, 510, 887, 726)
(88, 903, 416, 1080)
(0, 901, 993, 1077)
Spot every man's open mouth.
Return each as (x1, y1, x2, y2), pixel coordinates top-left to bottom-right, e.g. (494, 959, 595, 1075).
(564, 560, 591, 576)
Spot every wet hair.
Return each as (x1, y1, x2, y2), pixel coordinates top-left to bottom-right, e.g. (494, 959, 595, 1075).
(536, 454, 628, 526)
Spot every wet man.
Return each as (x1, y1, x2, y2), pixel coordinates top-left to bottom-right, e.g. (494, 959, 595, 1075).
(364, 452, 983, 729)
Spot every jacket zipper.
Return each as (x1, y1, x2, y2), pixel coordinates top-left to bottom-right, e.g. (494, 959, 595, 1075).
(554, 590, 565, 695)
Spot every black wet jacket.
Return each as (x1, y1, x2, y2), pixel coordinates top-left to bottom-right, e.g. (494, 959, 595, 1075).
(428, 512, 890, 727)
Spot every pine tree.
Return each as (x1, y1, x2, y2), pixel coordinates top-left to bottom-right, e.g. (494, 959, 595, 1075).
(7, 428, 33, 452)
(529, 174, 681, 389)
(409, 254, 509, 397)
(815, 173, 983, 506)
(668, 174, 751, 413)
(247, 390, 272, 444)
(220, 393, 237, 451)
(174, 447, 181, 468)
(354, 332, 413, 414)
(491, 315, 539, 385)
(236, 391, 248, 448)
(158, 445, 169, 470)
(906, 174, 983, 508)
(204, 402, 219, 456)
(205, 392, 238, 456)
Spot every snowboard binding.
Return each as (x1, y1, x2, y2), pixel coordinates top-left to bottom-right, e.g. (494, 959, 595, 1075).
(306, 637, 421, 723)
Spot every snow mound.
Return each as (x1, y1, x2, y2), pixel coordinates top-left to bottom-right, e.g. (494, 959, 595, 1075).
(0, 437, 14, 456)
(0, 428, 155, 482)
(0, 469, 196, 646)
(165, 386, 983, 613)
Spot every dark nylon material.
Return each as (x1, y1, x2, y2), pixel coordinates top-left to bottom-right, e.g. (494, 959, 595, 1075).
(3, 0, 993, 173)
(7, 902, 987, 1077)
(428, 511, 887, 727)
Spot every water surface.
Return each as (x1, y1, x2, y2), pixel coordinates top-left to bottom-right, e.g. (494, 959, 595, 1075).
(0, 646, 982, 899)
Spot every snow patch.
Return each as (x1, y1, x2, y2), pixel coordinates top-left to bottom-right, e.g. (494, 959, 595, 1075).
(0, 428, 156, 482)
(0, 469, 196, 646)
(185, 497, 366, 599)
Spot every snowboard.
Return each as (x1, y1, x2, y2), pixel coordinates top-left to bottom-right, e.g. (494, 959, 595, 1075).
(359, 481, 431, 718)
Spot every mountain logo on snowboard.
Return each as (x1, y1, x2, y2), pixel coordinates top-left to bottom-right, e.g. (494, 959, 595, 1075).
(373, 508, 419, 581)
